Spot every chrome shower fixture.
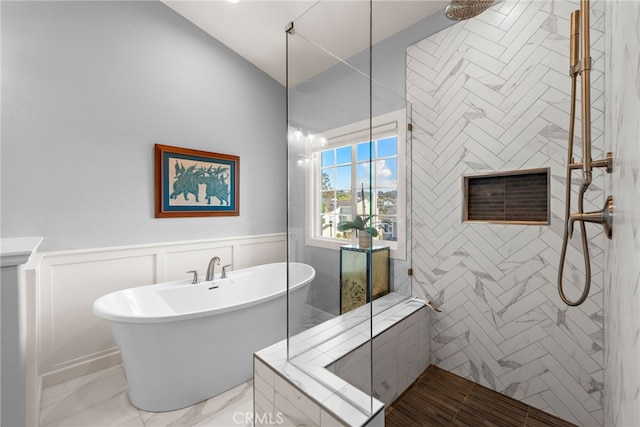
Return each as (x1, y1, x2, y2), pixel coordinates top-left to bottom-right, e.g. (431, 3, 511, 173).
(445, 0, 494, 21)
(558, 0, 614, 307)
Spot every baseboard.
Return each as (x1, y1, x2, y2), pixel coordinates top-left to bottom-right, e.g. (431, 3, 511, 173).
(41, 350, 122, 389)
(304, 304, 334, 322)
(27, 375, 43, 427)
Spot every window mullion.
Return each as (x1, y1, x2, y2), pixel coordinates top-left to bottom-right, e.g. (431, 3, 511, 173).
(351, 144, 357, 220)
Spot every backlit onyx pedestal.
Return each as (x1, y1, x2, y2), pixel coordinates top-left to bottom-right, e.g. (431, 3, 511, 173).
(340, 245, 390, 314)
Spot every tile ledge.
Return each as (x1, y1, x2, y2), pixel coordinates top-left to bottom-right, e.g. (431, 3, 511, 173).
(0, 236, 43, 267)
(255, 293, 426, 426)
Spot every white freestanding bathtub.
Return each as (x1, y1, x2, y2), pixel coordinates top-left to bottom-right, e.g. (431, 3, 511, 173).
(93, 262, 314, 412)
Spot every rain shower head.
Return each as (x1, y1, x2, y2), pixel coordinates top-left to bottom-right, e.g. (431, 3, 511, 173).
(445, 0, 494, 20)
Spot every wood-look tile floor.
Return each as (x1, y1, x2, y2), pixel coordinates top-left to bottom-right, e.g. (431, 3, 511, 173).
(385, 365, 576, 427)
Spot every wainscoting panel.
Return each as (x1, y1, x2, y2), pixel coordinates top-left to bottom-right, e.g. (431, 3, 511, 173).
(40, 254, 157, 372)
(407, 0, 604, 425)
(234, 239, 289, 270)
(33, 233, 286, 387)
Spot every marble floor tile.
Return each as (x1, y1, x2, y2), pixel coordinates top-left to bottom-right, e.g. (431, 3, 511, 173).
(41, 365, 125, 402)
(40, 366, 255, 427)
(40, 366, 128, 426)
(42, 391, 142, 427)
(141, 381, 253, 427)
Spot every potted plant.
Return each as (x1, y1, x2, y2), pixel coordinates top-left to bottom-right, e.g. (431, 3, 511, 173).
(337, 214, 378, 248)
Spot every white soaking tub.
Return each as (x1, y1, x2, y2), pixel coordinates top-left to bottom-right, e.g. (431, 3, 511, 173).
(93, 262, 314, 412)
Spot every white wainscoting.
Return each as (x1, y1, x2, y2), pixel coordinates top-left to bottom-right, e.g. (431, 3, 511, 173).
(29, 233, 286, 388)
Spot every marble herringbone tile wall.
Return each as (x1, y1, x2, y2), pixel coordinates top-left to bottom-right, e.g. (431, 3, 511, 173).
(603, 1, 640, 426)
(406, 1, 605, 425)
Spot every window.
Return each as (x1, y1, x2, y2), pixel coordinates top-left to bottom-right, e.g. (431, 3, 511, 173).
(305, 110, 407, 259)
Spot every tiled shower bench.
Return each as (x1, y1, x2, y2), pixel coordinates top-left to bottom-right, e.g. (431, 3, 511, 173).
(253, 293, 431, 426)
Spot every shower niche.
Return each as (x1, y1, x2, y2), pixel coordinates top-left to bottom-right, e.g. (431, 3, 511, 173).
(462, 168, 550, 224)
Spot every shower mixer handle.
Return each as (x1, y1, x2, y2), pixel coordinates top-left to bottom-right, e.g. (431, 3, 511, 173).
(568, 196, 613, 239)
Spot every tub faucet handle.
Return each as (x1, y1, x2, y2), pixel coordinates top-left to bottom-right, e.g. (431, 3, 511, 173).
(186, 270, 199, 284)
(221, 264, 233, 279)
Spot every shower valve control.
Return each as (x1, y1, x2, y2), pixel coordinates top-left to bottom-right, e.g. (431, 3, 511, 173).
(568, 196, 613, 240)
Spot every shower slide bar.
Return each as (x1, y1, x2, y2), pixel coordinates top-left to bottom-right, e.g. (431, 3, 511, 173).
(558, 0, 614, 307)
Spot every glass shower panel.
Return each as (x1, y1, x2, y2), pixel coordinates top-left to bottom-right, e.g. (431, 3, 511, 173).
(371, 80, 413, 299)
(286, 0, 413, 419)
(286, 0, 375, 417)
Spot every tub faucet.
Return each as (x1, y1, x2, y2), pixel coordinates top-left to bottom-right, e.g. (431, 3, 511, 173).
(206, 256, 221, 281)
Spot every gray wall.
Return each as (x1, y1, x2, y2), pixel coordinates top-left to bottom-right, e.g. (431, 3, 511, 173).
(1, 1, 286, 252)
(290, 8, 454, 132)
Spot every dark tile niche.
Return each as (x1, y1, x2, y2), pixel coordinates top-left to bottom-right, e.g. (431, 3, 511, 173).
(463, 169, 549, 224)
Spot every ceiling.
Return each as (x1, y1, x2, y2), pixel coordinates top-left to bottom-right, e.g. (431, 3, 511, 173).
(162, 1, 448, 86)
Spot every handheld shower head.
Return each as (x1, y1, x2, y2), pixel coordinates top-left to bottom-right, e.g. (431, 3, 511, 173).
(445, 0, 494, 21)
(570, 10, 580, 75)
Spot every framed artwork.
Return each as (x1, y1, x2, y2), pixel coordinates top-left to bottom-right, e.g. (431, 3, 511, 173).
(155, 144, 239, 218)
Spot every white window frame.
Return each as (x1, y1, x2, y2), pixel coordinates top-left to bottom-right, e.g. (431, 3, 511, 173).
(304, 109, 407, 260)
